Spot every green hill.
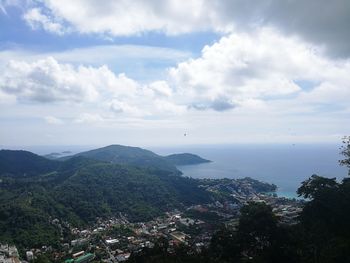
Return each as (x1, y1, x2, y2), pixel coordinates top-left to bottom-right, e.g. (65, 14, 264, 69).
(0, 148, 211, 249)
(63, 145, 179, 173)
(0, 150, 60, 177)
(165, 153, 211, 165)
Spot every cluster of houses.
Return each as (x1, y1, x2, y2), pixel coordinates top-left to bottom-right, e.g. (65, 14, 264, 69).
(5, 178, 302, 262)
(58, 208, 217, 263)
(0, 244, 20, 263)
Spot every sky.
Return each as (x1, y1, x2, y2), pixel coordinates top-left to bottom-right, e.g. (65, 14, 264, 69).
(0, 0, 350, 147)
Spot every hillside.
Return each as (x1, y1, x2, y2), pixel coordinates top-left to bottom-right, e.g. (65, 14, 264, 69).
(0, 148, 211, 248)
(165, 153, 211, 165)
(63, 145, 179, 173)
(0, 150, 60, 176)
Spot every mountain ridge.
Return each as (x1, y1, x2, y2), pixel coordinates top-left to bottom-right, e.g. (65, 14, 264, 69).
(56, 144, 210, 172)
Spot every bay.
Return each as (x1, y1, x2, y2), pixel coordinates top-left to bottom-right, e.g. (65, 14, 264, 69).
(152, 144, 348, 198)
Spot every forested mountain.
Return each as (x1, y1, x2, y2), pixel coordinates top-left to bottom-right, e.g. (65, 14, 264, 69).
(0, 147, 211, 248)
(61, 145, 179, 173)
(0, 150, 60, 176)
(60, 145, 211, 170)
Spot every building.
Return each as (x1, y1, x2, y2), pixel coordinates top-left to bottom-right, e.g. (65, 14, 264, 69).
(72, 251, 84, 258)
(65, 253, 94, 263)
(74, 253, 94, 263)
(26, 251, 34, 261)
(105, 239, 119, 245)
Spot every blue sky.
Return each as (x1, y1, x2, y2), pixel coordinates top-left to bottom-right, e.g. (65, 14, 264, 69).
(0, 0, 349, 147)
(0, 5, 219, 53)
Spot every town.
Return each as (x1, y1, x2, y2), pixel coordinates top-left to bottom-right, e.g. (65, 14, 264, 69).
(1, 178, 303, 263)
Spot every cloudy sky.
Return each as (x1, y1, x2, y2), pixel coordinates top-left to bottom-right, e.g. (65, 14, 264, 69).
(0, 0, 349, 147)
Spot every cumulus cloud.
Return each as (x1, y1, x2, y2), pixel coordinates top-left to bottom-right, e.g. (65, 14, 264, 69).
(32, 0, 226, 36)
(169, 29, 305, 110)
(20, 0, 350, 57)
(1, 25, 350, 144)
(0, 56, 188, 118)
(0, 57, 102, 103)
(1, 29, 350, 122)
(167, 28, 350, 111)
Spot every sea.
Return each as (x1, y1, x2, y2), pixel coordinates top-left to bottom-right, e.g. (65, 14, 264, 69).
(4, 143, 348, 199)
(152, 144, 348, 199)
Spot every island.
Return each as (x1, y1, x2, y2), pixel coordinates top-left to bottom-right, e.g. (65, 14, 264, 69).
(164, 153, 211, 165)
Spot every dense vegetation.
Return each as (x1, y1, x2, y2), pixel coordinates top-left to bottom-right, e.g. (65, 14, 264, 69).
(62, 145, 179, 173)
(62, 145, 211, 170)
(0, 146, 212, 249)
(0, 150, 60, 176)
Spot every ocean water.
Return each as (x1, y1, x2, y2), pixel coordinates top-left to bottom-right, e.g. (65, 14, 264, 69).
(152, 144, 348, 198)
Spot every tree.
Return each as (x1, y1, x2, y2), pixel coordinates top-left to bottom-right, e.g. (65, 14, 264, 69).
(296, 174, 350, 262)
(209, 226, 240, 262)
(237, 202, 279, 261)
(297, 174, 338, 199)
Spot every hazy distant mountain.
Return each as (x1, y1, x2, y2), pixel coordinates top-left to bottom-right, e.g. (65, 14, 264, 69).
(165, 153, 211, 165)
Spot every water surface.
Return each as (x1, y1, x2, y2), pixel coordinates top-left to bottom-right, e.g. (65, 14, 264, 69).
(153, 144, 347, 198)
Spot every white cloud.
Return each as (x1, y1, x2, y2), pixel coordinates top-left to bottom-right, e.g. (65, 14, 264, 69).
(2, 29, 350, 115)
(1, 28, 350, 145)
(23, 7, 67, 35)
(2, 29, 350, 117)
(0, 57, 101, 102)
(148, 81, 173, 97)
(168, 29, 350, 111)
(35, 0, 227, 36)
(0, 57, 189, 119)
(18, 0, 350, 57)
